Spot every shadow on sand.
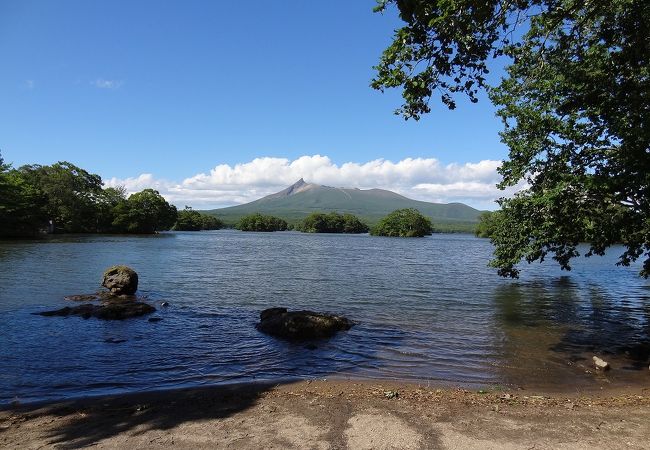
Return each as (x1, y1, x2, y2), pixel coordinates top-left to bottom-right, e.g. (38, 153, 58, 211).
(2, 381, 287, 448)
(0, 315, 412, 448)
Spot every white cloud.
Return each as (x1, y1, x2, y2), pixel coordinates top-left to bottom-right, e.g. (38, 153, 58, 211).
(105, 155, 522, 210)
(92, 78, 124, 89)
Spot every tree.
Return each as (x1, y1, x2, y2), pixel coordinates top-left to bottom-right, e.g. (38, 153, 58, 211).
(95, 186, 127, 232)
(341, 213, 370, 233)
(0, 153, 47, 237)
(174, 207, 223, 231)
(112, 189, 177, 234)
(17, 162, 105, 233)
(373, 0, 650, 276)
(474, 211, 501, 238)
(200, 214, 224, 230)
(236, 213, 288, 232)
(370, 208, 433, 237)
(174, 206, 204, 231)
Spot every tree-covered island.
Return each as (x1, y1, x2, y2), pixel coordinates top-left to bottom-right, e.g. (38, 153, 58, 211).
(295, 212, 369, 234)
(173, 207, 224, 231)
(370, 208, 433, 237)
(235, 213, 288, 232)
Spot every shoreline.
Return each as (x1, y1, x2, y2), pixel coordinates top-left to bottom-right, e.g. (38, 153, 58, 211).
(3, 379, 649, 448)
(4, 369, 649, 410)
(5, 377, 650, 410)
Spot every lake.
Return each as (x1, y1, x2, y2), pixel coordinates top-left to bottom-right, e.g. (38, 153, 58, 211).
(1, 231, 649, 404)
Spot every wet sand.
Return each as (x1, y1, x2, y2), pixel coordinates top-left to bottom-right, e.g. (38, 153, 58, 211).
(2, 379, 650, 449)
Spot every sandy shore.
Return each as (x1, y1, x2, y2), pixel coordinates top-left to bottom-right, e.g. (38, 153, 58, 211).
(2, 379, 650, 449)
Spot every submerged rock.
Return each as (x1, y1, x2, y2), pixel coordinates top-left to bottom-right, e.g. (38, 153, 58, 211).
(64, 294, 99, 302)
(102, 265, 139, 295)
(36, 301, 155, 320)
(256, 307, 354, 340)
(593, 356, 610, 371)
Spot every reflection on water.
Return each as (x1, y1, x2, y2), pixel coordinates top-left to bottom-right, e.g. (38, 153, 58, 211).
(492, 275, 650, 389)
(0, 231, 648, 404)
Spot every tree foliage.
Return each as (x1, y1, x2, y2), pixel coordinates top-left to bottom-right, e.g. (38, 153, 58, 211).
(112, 189, 177, 234)
(370, 208, 433, 237)
(95, 186, 128, 232)
(296, 212, 369, 234)
(236, 213, 288, 232)
(474, 211, 502, 238)
(17, 162, 105, 233)
(0, 155, 48, 237)
(174, 207, 224, 231)
(373, 0, 650, 276)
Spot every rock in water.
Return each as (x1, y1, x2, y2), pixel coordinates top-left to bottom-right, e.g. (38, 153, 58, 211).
(36, 302, 155, 320)
(593, 356, 610, 371)
(102, 266, 138, 295)
(256, 308, 354, 340)
(260, 307, 288, 321)
(37, 265, 152, 320)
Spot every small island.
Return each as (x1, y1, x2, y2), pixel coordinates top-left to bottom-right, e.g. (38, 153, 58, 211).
(370, 208, 433, 237)
(173, 207, 223, 231)
(235, 213, 288, 232)
(295, 212, 369, 234)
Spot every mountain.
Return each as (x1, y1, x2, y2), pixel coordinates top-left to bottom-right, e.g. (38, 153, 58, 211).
(203, 179, 484, 231)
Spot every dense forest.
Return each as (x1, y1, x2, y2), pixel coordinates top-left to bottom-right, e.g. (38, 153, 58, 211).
(0, 154, 179, 236)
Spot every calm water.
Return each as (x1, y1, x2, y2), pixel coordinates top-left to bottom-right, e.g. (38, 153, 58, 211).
(1, 231, 649, 404)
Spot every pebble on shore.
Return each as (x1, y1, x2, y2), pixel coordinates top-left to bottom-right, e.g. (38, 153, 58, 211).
(593, 356, 610, 371)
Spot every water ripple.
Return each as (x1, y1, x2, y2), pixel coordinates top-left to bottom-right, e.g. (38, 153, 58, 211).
(0, 231, 648, 404)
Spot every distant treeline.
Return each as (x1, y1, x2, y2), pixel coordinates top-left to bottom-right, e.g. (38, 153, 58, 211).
(0, 154, 475, 238)
(0, 154, 221, 237)
(234, 208, 435, 237)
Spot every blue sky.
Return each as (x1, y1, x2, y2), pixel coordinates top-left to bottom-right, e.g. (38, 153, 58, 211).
(0, 0, 512, 209)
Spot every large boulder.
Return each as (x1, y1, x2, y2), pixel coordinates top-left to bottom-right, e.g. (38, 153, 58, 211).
(102, 265, 139, 295)
(256, 307, 354, 340)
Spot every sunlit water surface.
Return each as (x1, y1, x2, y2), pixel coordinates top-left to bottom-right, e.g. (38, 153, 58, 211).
(1, 231, 649, 404)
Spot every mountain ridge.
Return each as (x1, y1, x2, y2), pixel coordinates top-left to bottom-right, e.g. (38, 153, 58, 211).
(202, 179, 484, 231)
